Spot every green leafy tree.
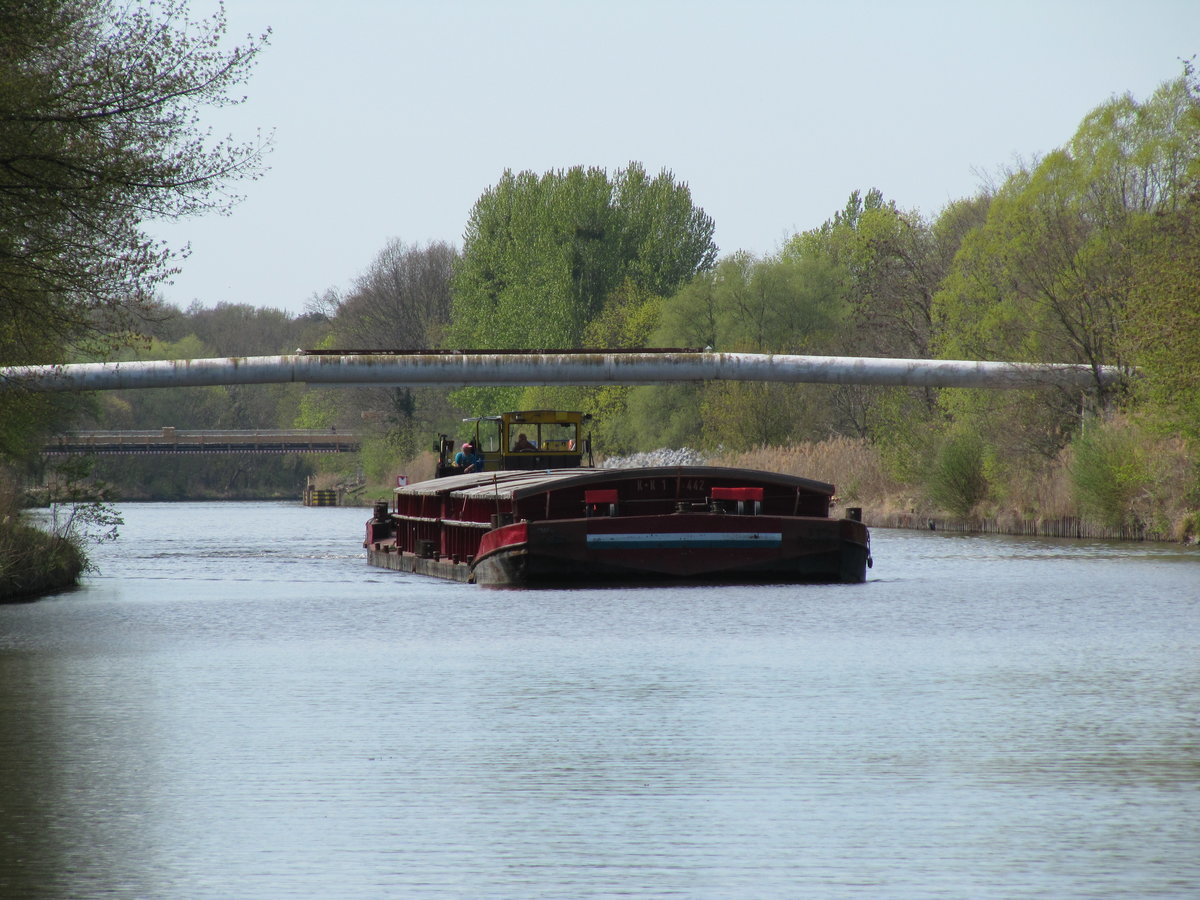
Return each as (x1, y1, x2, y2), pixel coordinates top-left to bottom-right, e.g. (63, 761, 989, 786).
(0, 0, 269, 463)
(1124, 190, 1200, 447)
(646, 249, 849, 450)
(623, 383, 706, 451)
(925, 69, 1199, 505)
(925, 428, 989, 518)
(448, 162, 716, 420)
(582, 279, 666, 349)
(700, 381, 807, 451)
(450, 163, 716, 354)
(573, 280, 667, 451)
(0, 0, 269, 359)
(1069, 417, 1154, 529)
(934, 72, 1198, 413)
(780, 189, 988, 443)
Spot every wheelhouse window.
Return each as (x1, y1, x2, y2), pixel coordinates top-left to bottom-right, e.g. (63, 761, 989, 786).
(505, 420, 578, 452)
(477, 419, 501, 453)
(537, 420, 577, 452)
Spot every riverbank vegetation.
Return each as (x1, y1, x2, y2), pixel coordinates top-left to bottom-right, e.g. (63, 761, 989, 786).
(1, 0, 268, 594)
(2, 0, 1198, 602)
(708, 425, 1198, 544)
(0, 475, 96, 602)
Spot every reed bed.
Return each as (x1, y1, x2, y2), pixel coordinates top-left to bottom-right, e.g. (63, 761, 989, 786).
(709, 436, 1197, 544)
(709, 437, 898, 508)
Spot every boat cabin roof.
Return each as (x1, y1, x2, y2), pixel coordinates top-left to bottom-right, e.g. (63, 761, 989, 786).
(397, 466, 834, 501)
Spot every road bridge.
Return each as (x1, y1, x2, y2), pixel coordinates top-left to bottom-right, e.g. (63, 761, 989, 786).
(1, 349, 1125, 392)
(43, 428, 360, 456)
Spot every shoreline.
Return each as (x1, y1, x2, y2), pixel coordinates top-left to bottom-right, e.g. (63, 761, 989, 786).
(0, 527, 84, 603)
(861, 509, 1193, 545)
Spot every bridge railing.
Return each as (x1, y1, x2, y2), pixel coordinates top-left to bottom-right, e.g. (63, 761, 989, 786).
(51, 428, 349, 440)
(43, 428, 360, 455)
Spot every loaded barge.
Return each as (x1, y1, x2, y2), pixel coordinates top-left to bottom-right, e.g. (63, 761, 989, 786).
(364, 410, 871, 586)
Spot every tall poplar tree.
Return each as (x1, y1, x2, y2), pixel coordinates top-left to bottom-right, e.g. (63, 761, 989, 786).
(450, 163, 717, 351)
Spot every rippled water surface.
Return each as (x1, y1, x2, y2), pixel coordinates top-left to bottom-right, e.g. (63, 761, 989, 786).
(2, 501, 1198, 898)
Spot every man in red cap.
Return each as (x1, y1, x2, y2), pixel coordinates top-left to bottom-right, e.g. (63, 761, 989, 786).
(453, 441, 483, 473)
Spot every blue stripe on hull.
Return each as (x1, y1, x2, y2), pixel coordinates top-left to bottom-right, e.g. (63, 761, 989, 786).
(586, 532, 783, 549)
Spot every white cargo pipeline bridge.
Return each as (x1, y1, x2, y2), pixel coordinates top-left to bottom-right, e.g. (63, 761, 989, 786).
(0, 348, 1124, 393)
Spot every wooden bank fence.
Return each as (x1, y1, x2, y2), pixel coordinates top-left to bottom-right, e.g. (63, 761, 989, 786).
(870, 512, 1176, 543)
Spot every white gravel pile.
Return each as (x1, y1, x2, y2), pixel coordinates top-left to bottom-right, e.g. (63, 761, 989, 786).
(600, 448, 709, 468)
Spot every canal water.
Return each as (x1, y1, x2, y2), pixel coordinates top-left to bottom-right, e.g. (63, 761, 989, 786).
(1, 501, 1197, 899)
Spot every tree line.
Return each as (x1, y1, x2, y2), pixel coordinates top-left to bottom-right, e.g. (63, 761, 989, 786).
(2, 0, 1197, 541)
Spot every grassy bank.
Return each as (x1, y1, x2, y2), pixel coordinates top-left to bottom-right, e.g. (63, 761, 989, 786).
(0, 486, 85, 601)
(2, 474, 122, 601)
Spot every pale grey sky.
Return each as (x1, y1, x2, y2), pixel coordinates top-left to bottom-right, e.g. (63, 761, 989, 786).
(150, 0, 1198, 315)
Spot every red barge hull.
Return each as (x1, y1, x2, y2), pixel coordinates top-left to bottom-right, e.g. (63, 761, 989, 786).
(471, 515, 868, 585)
(365, 466, 871, 587)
